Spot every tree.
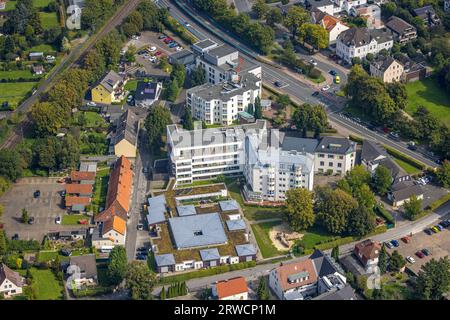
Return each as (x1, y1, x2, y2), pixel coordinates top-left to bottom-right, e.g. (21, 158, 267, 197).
(331, 246, 339, 262)
(189, 67, 205, 87)
(0, 231, 7, 256)
(165, 80, 180, 102)
(0, 149, 23, 181)
(435, 160, 450, 188)
(254, 96, 262, 119)
(144, 105, 172, 148)
(347, 205, 376, 237)
(248, 104, 254, 116)
(292, 103, 328, 137)
(373, 165, 392, 196)
(390, 250, 406, 272)
(417, 257, 450, 300)
(256, 276, 269, 300)
(378, 244, 388, 274)
(171, 63, 186, 88)
(160, 286, 166, 300)
(284, 7, 309, 38)
(31, 102, 63, 137)
(183, 107, 194, 130)
(252, 0, 269, 20)
(21, 208, 29, 224)
(352, 184, 376, 210)
(276, 94, 290, 108)
(315, 186, 358, 235)
(285, 188, 315, 231)
(107, 246, 128, 286)
(298, 23, 329, 50)
(266, 8, 283, 27)
(125, 44, 137, 63)
(403, 195, 422, 220)
(125, 261, 157, 300)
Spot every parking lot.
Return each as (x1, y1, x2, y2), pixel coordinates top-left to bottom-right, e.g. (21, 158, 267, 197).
(0, 177, 82, 242)
(385, 215, 450, 275)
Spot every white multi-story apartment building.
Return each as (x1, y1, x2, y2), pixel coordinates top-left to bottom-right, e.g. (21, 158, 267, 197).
(187, 73, 262, 126)
(167, 120, 267, 186)
(193, 40, 262, 85)
(314, 137, 356, 175)
(336, 27, 394, 63)
(244, 132, 315, 201)
(307, 0, 368, 16)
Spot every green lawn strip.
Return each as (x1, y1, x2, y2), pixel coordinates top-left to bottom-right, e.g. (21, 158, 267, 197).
(37, 250, 70, 263)
(27, 43, 58, 54)
(405, 77, 450, 126)
(39, 12, 59, 29)
(0, 69, 35, 80)
(82, 111, 107, 128)
(124, 79, 138, 92)
(33, 0, 53, 8)
(300, 226, 338, 249)
(92, 168, 110, 213)
(383, 145, 426, 171)
(30, 268, 64, 300)
(393, 157, 420, 174)
(62, 214, 90, 225)
(251, 221, 287, 258)
(0, 81, 38, 107)
(4, 0, 17, 11)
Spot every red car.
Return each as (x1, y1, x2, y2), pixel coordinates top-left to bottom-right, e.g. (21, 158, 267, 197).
(155, 51, 162, 56)
(415, 251, 425, 258)
(163, 37, 173, 44)
(401, 236, 411, 243)
(78, 219, 88, 225)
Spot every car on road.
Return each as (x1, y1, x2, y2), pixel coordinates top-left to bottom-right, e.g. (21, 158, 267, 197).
(137, 223, 144, 231)
(28, 217, 35, 225)
(34, 190, 41, 198)
(184, 21, 191, 27)
(329, 70, 337, 76)
(136, 255, 146, 260)
(407, 141, 417, 151)
(416, 251, 425, 258)
(274, 81, 283, 87)
(385, 241, 394, 249)
(312, 91, 320, 97)
(334, 75, 340, 84)
(87, 101, 97, 107)
(55, 216, 61, 224)
(309, 59, 317, 66)
(367, 125, 376, 131)
(388, 132, 400, 141)
(436, 224, 444, 231)
(321, 85, 330, 91)
(390, 239, 399, 247)
(421, 248, 430, 256)
(406, 256, 416, 264)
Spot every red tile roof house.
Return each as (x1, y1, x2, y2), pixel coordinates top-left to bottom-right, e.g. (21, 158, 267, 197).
(212, 277, 249, 300)
(354, 239, 381, 272)
(0, 263, 25, 298)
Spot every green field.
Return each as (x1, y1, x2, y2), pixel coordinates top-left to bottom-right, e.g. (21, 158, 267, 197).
(251, 221, 287, 258)
(80, 111, 107, 128)
(30, 268, 63, 300)
(0, 69, 35, 80)
(405, 77, 450, 125)
(393, 157, 420, 174)
(40, 12, 59, 29)
(33, 0, 54, 8)
(62, 214, 90, 225)
(299, 226, 336, 249)
(27, 43, 57, 54)
(124, 80, 138, 92)
(0, 81, 37, 108)
(92, 168, 110, 213)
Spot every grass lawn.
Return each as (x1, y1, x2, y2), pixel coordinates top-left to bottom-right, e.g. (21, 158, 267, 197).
(40, 12, 59, 29)
(4, 0, 16, 11)
(30, 268, 63, 300)
(251, 221, 287, 258)
(124, 79, 138, 92)
(0, 69, 35, 80)
(92, 168, 110, 213)
(27, 43, 57, 54)
(226, 180, 285, 221)
(81, 111, 107, 128)
(62, 214, 90, 225)
(300, 226, 337, 249)
(37, 250, 69, 263)
(393, 157, 420, 174)
(34, 0, 54, 8)
(0, 81, 37, 108)
(405, 77, 450, 125)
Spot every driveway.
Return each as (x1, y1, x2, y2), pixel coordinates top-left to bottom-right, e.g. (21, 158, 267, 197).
(0, 177, 87, 241)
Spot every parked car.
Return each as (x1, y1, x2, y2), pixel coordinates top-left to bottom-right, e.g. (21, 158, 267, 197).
(406, 256, 416, 264)
(436, 224, 444, 231)
(424, 228, 433, 235)
(28, 217, 35, 225)
(55, 216, 61, 224)
(334, 75, 340, 84)
(321, 85, 330, 91)
(416, 251, 425, 258)
(127, 95, 134, 103)
(431, 226, 440, 233)
(155, 51, 162, 56)
(136, 254, 146, 260)
(169, 42, 178, 48)
(421, 248, 430, 256)
(34, 190, 41, 198)
(312, 91, 320, 97)
(309, 59, 317, 66)
(137, 223, 144, 231)
(79, 219, 88, 225)
(158, 35, 167, 39)
(149, 56, 157, 63)
(385, 241, 394, 249)
(176, 46, 183, 51)
(87, 101, 97, 107)
(329, 70, 337, 76)
(390, 239, 399, 247)
(401, 236, 411, 243)
(149, 46, 156, 52)
(440, 220, 450, 228)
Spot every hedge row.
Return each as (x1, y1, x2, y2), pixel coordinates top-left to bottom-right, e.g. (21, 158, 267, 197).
(313, 226, 387, 251)
(163, 16, 197, 45)
(72, 286, 113, 298)
(383, 145, 426, 170)
(0, 77, 42, 83)
(159, 261, 256, 284)
(427, 193, 450, 211)
(375, 204, 395, 225)
(349, 134, 364, 144)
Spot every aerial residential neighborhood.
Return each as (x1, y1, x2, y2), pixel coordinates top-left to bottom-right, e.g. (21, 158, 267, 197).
(0, 0, 449, 310)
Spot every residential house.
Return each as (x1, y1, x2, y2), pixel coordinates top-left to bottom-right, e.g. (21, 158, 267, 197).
(385, 16, 417, 44)
(312, 10, 350, 46)
(32, 65, 44, 75)
(0, 263, 24, 297)
(269, 250, 348, 300)
(370, 56, 404, 83)
(100, 215, 126, 246)
(306, 0, 369, 16)
(336, 27, 393, 64)
(65, 184, 93, 197)
(413, 5, 440, 27)
(200, 248, 221, 267)
(67, 254, 98, 286)
(396, 54, 427, 82)
(361, 140, 400, 179)
(29, 52, 44, 61)
(235, 244, 257, 262)
(110, 109, 139, 158)
(70, 171, 96, 184)
(388, 175, 424, 207)
(314, 136, 356, 175)
(134, 81, 162, 108)
(313, 284, 357, 300)
(349, 4, 383, 29)
(91, 70, 127, 104)
(354, 239, 381, 272)
(212, 277, 249, 300)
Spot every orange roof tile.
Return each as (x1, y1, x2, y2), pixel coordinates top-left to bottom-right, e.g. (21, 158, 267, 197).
(70, 171, 96, 182)
(321, 14, 347, 32)
(105, 156, 133, 214)
(94, 202, 128, 223)
(276, 260, 318, 291)
(102, 216, 126, 236)
(65, 196, 91, 207)
(65, 184, 93, 195)
(215, 277, 248, 299)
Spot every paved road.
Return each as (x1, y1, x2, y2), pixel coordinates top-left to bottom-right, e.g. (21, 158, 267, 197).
(163, 0, 439, 169)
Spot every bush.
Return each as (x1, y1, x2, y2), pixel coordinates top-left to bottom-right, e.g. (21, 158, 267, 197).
(375, 204, 395, 225)
(72, 286, 113, 298)
(427, 193, 450, 211)
(383, 146, 426, 170)
(308, 68, 322, 79)
(349, 134, 364, 144)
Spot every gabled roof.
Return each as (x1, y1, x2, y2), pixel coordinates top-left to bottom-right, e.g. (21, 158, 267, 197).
(69, 254, 97, 280)
(65, 196, 91, 207)
(314, 284, 357, 300)
(235, 244, 257, 257)
(98, 70, 122, 93)
(391, 184, 423, 202)
(321, 14, 346, 32)
(102, 215, 126, 236)
(361, 140, 387, 163)
(200, 248, 220, 261)
(70, 171, 96, 182)
(338, 27, 393, 47)
(215, 277, 248, 299)
(310, 250, 340, 277)
(105, 156, 132, 214)
(95, 202, 128, 223)
(386, 16, 416, 35)
(114, 109, 139, 147)
(315, 137, 355, 155)
(65, 184, 93, 195)
(135, 81, 160, 101)
(355, 239, 381, 260)
(0, 263, 24, 288)
(370, 56, 401, 73)
(413, 5, 436, 18)
(274, 259, 318, 291)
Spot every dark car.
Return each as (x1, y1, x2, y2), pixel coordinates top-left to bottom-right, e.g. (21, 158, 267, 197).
(329, 70, 337, 76)
(28, 217, 35, 225)
(137, 247, 146, 252)
(421, 248, 430, 256)
(274, 81, 282, 87)
(158, 35, 167, 39)
(367, 125, 376, 131)
(312, 91, 320, 97)
(440, 220, 450, 228)
(407, 144, 417, 151)
(390, 239, 399, 247)
(34, 190, 41, 198)
(12, 233, 19, 240)
(416, 251, 425, 258)
(136, 254, 146, 260)
(424, 228, 433, 235)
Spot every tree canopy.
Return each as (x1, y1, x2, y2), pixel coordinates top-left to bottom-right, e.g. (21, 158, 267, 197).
(285, 188, 315, 231)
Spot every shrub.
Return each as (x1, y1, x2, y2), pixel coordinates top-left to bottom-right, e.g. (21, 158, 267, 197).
(308, 68, 322, 79)
(383, 146, 426, 170)
(349, 134, 364, 144)
(374, 204, 395, 225)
